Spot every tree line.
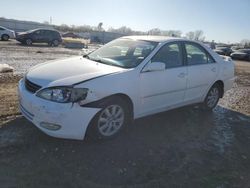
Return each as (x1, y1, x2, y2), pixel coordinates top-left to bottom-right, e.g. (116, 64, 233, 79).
(53, 22, 249, 45)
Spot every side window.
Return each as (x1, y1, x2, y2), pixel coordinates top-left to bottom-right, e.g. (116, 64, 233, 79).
(151, 43, 183, 68)
(185, 43, 214, 65)
(35, 30, 41, 35)
(45, 30, 52, 36)
(0, 27, 5, 30)
(41, 30, 47, 36)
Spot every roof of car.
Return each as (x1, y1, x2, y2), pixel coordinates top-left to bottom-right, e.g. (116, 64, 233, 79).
(31, 28, 59, 32)
(121, 35, 181, 42)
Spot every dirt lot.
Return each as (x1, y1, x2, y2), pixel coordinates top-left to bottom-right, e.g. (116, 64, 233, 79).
(0, 40, 250, 188)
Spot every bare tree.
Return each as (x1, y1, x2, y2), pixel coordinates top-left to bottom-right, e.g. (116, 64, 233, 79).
(43, 21, 49, 25)
(186, 31, 195, 40)
(194, 30, 205, 41)
(161, 30, 182, 37)
(186, 30, 205, 41)
(240, 39, 250, 48)
(108, 26, 133, 35)
(97, 22, 103, 31)
(148, 28, 161, 35)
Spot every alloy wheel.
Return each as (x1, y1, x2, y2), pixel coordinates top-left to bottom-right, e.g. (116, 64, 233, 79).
(206, 87, 219, 108)
(97, 105, 124, 137)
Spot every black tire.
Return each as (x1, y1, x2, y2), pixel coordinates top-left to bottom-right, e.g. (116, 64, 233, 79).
(1, 34, 9, 41)
(25, 38, 32, 45)
(86, 97, 130, 140)
(247, 55, 250, 62)
(50, 39, 59, 47)
(202, 83, 221, 110)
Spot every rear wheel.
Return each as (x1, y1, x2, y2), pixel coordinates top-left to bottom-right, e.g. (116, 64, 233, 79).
(50, 39, 59, 47)
(87, 97, 130, 140)
(1, 34, 9, 41)
(203, 84, 221, 110)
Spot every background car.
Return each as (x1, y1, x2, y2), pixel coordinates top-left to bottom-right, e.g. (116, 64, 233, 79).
(62, 32, 81, 38)
(231, 46, 243, 52)
(214, 46, 233, 56)
(230, 49, 250, 61)
(16, 29, 62, 46)
(0, 26, 15, 41)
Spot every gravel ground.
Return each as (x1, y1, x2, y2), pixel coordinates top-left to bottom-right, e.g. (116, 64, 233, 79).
(0, 40, 250, 188)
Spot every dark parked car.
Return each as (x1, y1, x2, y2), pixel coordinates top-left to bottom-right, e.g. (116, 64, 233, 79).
(230, 49, 250, 61)
(62, 32, 81, 38)
(16, 29, 62, 46)
(214, 46, 233, 56)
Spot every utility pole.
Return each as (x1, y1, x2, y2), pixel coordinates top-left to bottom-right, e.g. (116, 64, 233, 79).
(50, 16, 52, 25)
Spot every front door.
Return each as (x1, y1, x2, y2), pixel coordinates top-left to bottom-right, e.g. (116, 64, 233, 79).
(32, 30, 45, 42)
(139, 42, 187, 116)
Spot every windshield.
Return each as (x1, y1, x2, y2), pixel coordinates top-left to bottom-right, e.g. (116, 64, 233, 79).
(27, 29, 39, 33)
(87, 39, 158, 68)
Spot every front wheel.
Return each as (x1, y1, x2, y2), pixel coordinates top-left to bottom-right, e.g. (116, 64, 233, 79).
(25, 38, 32, 45)
(203, 84, 221, 110)
(50, 39, 59, 47)
(1, 34, 9, 41)
(87, 97, 130, 140)
(247, 55, 250, 61)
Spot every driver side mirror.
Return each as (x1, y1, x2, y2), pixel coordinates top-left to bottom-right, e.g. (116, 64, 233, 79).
(142, 62, 166, 72)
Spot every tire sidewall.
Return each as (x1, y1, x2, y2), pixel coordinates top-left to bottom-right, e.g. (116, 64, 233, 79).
(203, 84, 221, 110)
(51, 39, 59, 47)
(87, 97, 130, 140)
(25, 38, 32, 45)
(2, 34, 9, 41)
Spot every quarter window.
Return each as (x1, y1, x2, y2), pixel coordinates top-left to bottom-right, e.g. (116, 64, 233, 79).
(151, 43, 183, 68)
(185, 43, 214, 65)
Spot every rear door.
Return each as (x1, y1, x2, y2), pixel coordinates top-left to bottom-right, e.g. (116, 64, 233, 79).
(43, 30, 52, 42)
(139, 42, 187, 115)
(183, 42, 218, 102)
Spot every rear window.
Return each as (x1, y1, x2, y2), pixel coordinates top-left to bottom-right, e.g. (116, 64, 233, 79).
(185, 43, 215, 65)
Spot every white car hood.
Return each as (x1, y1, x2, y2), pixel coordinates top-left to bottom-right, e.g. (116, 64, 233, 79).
(26, 56, 124, 87)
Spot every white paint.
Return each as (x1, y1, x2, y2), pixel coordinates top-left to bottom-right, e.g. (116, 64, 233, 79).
(18, 36, 235, 140)
(0, 26, 15, 39)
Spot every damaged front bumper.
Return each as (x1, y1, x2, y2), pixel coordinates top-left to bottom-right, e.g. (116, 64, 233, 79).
(18, 79, 101, 140)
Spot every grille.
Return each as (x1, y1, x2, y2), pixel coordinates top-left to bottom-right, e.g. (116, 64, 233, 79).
(25, 78, 42, 93)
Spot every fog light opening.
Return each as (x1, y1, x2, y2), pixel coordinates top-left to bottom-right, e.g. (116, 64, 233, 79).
(40, 122, 61, 131)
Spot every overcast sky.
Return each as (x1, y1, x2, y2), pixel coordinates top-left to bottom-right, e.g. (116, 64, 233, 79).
(1, 0, 250, 43)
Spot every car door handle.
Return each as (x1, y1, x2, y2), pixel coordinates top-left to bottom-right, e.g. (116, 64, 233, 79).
(178, 73, 186, 78)
(211, 67, 216, 72)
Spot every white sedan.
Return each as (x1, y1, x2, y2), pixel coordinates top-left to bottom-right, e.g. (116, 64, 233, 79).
(0, 26, 15, 41)
(18, 36, 235, 140)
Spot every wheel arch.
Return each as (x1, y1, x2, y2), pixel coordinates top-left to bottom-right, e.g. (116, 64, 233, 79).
(83, 93, 134, 119)
(1, 34, 10, 40)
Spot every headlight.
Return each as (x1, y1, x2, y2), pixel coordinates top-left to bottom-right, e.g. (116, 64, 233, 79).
(36, 87, 88, 103)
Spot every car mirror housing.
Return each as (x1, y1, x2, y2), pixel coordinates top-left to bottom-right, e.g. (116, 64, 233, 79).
(143, 62, 166, 72)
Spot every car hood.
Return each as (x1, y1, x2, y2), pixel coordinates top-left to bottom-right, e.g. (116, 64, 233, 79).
(17, 32, 27, 35)
(26, 56, 125, 87)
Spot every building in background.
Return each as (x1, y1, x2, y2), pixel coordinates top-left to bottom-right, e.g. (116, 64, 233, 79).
(0, 17, 54, 32)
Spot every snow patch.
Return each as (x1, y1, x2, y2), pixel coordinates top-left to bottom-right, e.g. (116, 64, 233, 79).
(0, 64, 14, 73)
